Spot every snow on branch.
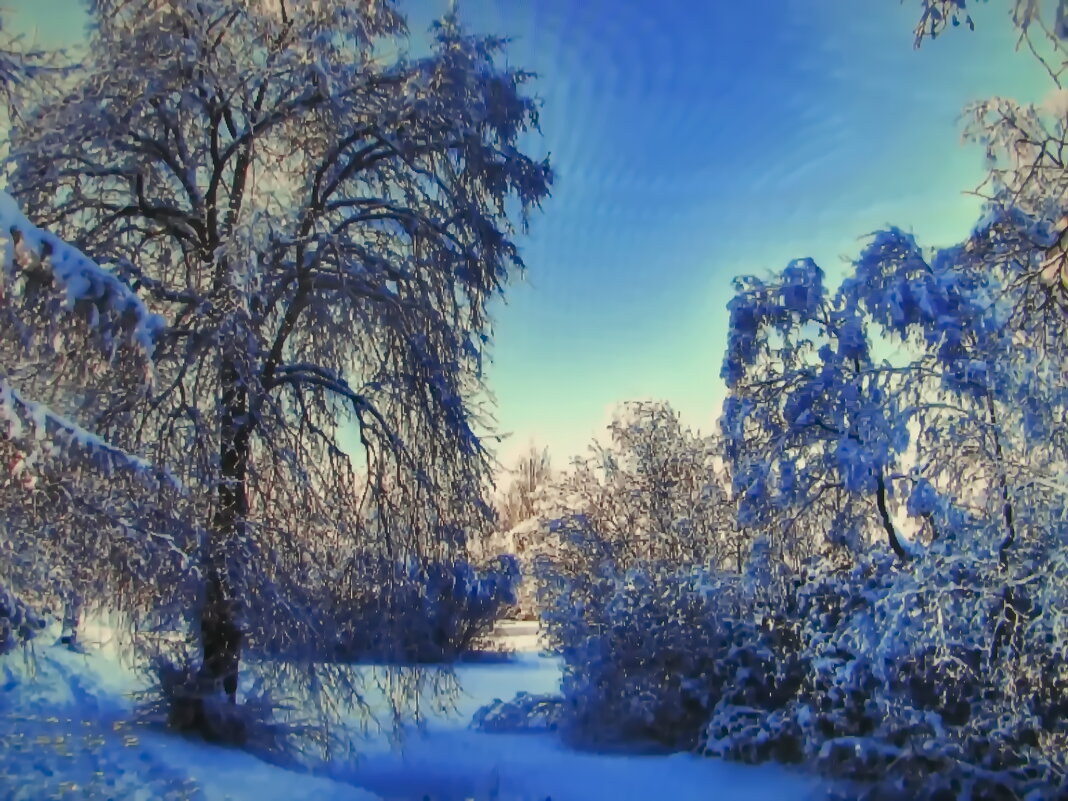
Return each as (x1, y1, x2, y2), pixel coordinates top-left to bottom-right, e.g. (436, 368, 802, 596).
(0, 191, 174, 487)
(0, 377, 179, 489)
(0, 189, 165, 358)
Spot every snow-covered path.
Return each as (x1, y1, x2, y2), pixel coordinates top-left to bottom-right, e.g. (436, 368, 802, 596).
(0, 623, 829, 801)
(342, 632, 825, 801)
(346, 725, 824, 801)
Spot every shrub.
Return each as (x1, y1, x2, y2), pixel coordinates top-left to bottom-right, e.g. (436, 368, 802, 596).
(472, 692, 563, 733)
(0, 583, 44, 654)
(701, 539, 1068, 800)
(537, 530, 801, 750)
(136, 654, 303, 757)
(333, 555, 521, 662)
(250, 555, 521, 664)
(537, 526, 1068, 800)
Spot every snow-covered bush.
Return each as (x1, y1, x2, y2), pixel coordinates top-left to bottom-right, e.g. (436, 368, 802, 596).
(531, 402, 748, 746)
(0, 582, 44, 654)
(537, 523, 806, 750)
(250, 555, 520, 664)
(472, 692, 563, 733)
(336, 555, 520, 663)
(701, 532, 1068, 800)
(538, 530, 1068, 796)
(548, 564, 787, 749)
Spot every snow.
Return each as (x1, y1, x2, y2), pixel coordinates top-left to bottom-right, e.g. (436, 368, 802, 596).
(343, 724, 824, 801)
(0, 636, 383, 801)
(143, 737, 383, 801)
(0, 376, 178, 487)
(0, 622, 828, 801)
(0, 189, 165, 357)
(335, 627, 827, 801)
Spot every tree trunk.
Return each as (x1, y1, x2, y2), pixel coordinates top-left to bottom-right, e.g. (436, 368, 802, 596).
(985, 390, 1022, 665)
(200, 570, 241, 703)
(200, 358, 249, 704)
(876, 472, 909, 561)
(59, 590, 82, 649)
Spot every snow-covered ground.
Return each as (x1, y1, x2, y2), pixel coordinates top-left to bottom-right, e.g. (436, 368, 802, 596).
(0, 621, 831, 801)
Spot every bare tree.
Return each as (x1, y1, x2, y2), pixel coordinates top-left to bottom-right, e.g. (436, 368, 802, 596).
(545, 402, 734, 571)
(497, 443, 553, 535)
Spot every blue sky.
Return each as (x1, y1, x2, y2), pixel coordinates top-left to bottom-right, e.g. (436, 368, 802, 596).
(5, 0, 1052, 467)
(436, 0, 1050, 467)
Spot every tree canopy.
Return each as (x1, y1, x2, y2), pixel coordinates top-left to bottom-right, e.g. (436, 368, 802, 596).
(4, 0, 552, 714)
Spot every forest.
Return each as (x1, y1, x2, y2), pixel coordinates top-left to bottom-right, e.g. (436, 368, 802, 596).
(2, 1, 1068, 800)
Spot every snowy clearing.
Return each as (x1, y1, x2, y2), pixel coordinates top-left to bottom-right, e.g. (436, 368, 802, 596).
(0, 622, 830, 801)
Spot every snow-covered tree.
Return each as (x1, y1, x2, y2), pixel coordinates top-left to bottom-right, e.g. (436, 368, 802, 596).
(712, 210, 1068, 798)
(908, 0, 1068, 314)
(0, 15, 66, 123)
(0, 185, 187, 650)
(847, 222, 1068, 549)
(720, 258, 917, 566)
(7, 0, 551, 714)
(544, 401, 733, 571)
(0, 12, 187, 655)
(496, 443, 553, 535)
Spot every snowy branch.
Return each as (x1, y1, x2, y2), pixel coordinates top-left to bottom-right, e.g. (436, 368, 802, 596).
(0, 377, 179, 489)
(0, 190, 164, 358)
